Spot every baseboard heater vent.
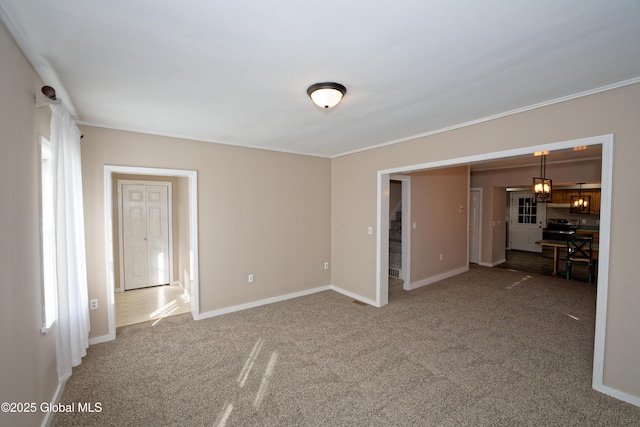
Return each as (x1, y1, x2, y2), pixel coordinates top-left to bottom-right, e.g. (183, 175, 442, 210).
(389, 268, 401, 279)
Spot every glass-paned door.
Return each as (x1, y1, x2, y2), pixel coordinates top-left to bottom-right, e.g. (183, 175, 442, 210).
(510, 191, 545, 252)
(517, 197, 537, 224)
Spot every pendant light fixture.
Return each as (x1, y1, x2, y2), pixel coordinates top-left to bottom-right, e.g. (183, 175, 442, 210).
(533, 153, 552, 203)
(570, 183, 590, 213)
(307, 82, 347, 109)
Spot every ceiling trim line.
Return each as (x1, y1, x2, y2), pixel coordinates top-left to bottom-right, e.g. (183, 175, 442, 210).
(331, 76, 640, 159)
(75, 121, 333, 159)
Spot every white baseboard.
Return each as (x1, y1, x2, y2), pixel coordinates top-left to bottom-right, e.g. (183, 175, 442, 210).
(594, 384, 640, 408)
(478, 259, 506, 267)
(196, 285, 331, 320)
(330, 285, 377, 306)
(407, 265, 469, 290)
(41, 381, 65, 427)
(172, 280, 186, 293)
(89, 333, 114, 346)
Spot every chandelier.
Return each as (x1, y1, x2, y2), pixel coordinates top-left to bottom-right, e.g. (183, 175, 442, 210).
(533, 153, 552, 203)
(570, 183, 590, 213)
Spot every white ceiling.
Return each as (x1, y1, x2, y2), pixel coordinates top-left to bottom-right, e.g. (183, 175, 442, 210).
(1, 1, 639, 158)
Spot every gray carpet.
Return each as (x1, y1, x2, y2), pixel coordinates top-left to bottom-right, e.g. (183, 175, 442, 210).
(53, 266, 640, 426)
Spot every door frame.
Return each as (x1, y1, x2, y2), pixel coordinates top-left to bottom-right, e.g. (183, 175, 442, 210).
(101, 165, 199, 343)
(375, 134, 613, 398)
(390, 174, 411, 290)
(117, 179, 174, 292)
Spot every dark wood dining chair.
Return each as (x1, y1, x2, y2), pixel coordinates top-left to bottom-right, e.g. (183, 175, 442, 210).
(566, 234, 595, 283)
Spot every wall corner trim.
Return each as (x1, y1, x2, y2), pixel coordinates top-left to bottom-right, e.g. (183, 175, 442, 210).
(196, 286, 331, 320)
(478, 259, 506, 267)
(330, 285, 378, 307)
(407, 266, 470, 290)
(593, 384, 640, 409)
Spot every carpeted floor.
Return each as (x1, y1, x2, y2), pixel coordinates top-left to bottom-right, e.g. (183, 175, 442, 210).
(53, 266, 640, 426)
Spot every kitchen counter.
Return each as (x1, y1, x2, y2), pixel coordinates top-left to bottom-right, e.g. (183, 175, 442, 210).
(576, 227, 599, 243)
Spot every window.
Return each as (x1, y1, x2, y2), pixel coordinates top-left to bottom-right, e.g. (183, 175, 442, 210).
(517, 196, 537, 224)
(40, 136, 57, 333)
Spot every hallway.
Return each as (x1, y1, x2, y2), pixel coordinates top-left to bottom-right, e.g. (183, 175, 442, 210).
(115, 284, 191, 327)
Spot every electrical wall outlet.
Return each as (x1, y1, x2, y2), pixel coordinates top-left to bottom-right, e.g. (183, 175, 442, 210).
(248, 274, 254, 283)
(324, 262, 329, 270)
(90, 299, 98, 310)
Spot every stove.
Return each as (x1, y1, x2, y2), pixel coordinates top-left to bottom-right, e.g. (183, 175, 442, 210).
(543, 218, 580, 240)
(542, 219, 579, 259)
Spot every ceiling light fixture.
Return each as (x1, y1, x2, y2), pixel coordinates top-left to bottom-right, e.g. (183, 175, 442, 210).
(570, 183, 590, 213)
(307, 82, 346, 109)
(533, 153, 552, 203)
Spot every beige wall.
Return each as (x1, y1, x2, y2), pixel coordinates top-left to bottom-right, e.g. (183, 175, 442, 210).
(492, 187, 507, 263)
(0, 22, 58, 427)
(331, 83, 640, 399)
(408, 167, 468, 283)
(177, 176, 191, 293)
(80, 126, 332, 338)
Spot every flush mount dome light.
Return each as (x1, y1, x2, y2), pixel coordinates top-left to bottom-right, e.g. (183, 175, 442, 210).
(307, 82, 347, 109)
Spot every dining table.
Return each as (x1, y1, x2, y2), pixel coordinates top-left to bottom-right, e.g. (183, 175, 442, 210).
(535, 239, 599, 276)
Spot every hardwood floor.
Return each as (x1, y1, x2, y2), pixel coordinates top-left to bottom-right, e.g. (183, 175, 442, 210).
(115, 284, 191, 327)
(495, 249, 596, 283)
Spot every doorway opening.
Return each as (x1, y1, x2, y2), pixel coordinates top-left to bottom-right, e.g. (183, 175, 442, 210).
(101, 165, 199, 342)
(114, 177, 191, 327)
(388, 175, 411, 291)
(376, 134, 613, 399)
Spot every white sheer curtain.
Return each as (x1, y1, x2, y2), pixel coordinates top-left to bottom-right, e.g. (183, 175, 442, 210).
(50, 103, 90, 382)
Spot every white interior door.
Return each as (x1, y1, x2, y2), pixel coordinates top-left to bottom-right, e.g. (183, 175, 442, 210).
(509, 191, 545, 252)
(121, 182, 171, 290)
(469, 189, 481, 263)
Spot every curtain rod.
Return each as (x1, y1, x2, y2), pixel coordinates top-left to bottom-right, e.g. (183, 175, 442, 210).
(35, 85, 84, 138)
(35, 85, 62, 108)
